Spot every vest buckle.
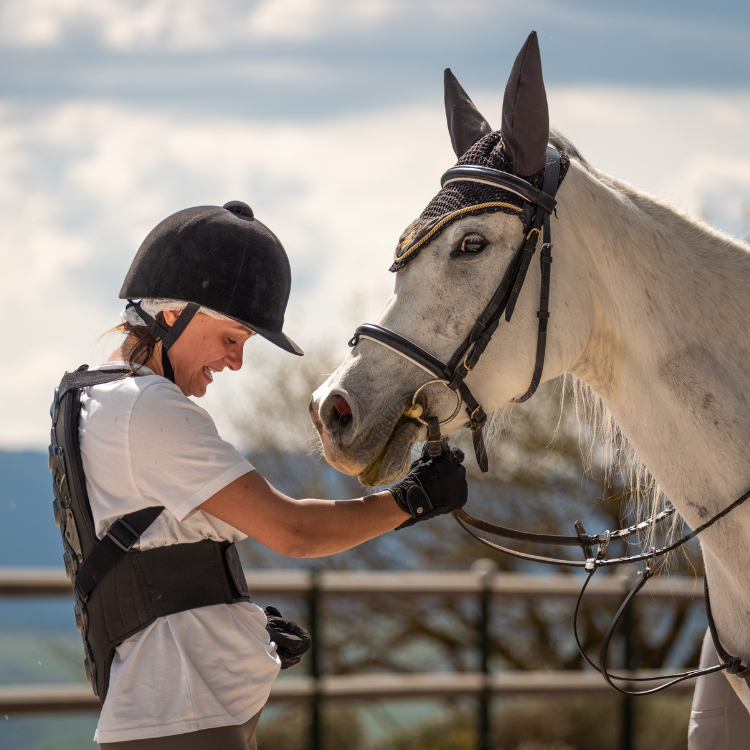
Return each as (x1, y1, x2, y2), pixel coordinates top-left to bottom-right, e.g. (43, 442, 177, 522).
(106, 518, 141, 552)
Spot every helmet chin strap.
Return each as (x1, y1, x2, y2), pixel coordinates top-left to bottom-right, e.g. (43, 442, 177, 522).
(126, 300, 201, 384)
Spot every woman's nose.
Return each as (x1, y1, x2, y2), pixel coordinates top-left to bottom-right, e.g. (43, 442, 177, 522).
(226, 345, 244, 371)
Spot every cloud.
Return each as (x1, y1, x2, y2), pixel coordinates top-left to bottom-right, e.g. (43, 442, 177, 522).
(1, 86, 750, 448)
(0, 0, 515, 50)
(2, 0, 746, 56)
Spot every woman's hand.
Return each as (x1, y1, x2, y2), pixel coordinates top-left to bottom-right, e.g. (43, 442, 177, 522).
(388, 446, 468, 529)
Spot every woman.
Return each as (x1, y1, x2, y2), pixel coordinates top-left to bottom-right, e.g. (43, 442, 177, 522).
(50, 200, 467, 748)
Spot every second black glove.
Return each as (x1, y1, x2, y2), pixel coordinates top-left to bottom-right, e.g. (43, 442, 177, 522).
(265, 605, 312, 669)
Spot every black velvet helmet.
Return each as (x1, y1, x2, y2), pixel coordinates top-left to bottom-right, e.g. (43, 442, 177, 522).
(120, 201, 303, 357)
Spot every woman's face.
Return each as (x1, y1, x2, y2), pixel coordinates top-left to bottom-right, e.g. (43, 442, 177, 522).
(162, 310, 255, 397)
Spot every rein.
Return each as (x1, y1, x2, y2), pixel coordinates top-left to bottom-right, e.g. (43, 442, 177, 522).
(348, 146, 750, 695)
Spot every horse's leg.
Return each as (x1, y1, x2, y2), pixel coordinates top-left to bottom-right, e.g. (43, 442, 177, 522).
(688, 629, 750, 749)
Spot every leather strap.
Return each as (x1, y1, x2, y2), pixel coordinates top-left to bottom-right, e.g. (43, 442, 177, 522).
(75, 506, 164, 600)
(456, 485, 750, 569)
(571, 566, 748, 696)
(513, 240, 552, 403)
(511, 149, 559, 402)
(441, 165, 557, 214)
(58, 368, 134, 401)
(126, 301, 201, 384)
(349, 324, 449, 379)
(454, 506, 676, 547)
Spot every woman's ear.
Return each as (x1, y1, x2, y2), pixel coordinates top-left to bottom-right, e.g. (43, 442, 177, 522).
(162, 309, 179, 327)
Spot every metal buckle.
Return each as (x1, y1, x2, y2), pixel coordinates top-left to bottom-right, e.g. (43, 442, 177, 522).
(469, 404, 485, 423)
(462, 348, 476, 372)
(106, 518, 140, 552)
(597, 530, 611, 559)
(641, 547, 657, 577)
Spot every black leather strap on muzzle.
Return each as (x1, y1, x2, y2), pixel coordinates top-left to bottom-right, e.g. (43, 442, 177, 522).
(349, 324, 449, 380)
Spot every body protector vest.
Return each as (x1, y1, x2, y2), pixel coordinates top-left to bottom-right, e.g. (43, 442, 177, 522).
(49, 366, 251, 701)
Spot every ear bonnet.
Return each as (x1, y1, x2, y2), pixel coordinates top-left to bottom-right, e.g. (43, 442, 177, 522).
(391, 32, 569, 272)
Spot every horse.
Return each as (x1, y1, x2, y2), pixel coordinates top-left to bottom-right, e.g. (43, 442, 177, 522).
(309, 31, 750, 713)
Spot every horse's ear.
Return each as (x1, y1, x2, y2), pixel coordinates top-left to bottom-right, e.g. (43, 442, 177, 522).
(444, 68, 492, 158)
(500, 31, 549, 176)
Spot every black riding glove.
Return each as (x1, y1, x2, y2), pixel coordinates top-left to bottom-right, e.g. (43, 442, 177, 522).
(264, 605, 312, 670)
(389, 445, 468, 529)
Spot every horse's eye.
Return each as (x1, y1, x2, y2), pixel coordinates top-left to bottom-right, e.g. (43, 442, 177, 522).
(459, 233, 486, 254)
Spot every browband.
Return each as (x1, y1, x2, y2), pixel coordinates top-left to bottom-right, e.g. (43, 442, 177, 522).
(441, 165, 557, 214)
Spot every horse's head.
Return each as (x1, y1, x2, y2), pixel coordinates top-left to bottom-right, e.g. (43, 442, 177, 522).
(311, 32, 587, 485)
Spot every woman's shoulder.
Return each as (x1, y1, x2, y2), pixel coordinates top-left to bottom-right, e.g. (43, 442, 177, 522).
(89, 362, 180, 399)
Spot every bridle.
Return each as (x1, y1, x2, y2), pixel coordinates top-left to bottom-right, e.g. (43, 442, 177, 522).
(347, 145, 750, 695)
(349, 145, 562, 473)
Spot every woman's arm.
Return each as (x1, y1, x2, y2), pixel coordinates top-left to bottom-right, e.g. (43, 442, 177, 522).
(198, 470, 410, 558)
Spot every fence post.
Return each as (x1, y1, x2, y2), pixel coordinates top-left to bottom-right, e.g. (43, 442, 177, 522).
(473, 559, 497, 750)
(309, 569, 321, 750)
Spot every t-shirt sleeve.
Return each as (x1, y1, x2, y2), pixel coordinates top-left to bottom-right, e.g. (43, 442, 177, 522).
(128, 382, 254, 521)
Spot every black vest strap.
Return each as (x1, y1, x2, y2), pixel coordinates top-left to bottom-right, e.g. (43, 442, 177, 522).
(75, 506, 164, 601)
(58, 368, 133, 401)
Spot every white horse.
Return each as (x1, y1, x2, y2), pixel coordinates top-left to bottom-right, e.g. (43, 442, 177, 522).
(310, 34, 750, 713)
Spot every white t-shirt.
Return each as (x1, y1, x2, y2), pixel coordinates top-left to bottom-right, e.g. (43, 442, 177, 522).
(78, 362, 281, 743)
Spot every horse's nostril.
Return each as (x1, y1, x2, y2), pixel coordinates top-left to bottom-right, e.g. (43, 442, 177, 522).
(334, 398, 353, 427)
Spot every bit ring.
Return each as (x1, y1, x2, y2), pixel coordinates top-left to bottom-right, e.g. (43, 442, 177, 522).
(409, 379, 463, 426)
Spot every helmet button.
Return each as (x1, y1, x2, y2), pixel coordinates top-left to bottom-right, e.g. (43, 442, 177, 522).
(223, 201, 254, 219)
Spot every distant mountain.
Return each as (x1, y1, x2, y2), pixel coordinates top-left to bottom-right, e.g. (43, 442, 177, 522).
(0, 450, 62, 568)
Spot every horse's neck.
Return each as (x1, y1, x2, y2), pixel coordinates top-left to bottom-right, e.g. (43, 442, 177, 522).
(563, 164, 750, 518)
(562, 163, 750, 662)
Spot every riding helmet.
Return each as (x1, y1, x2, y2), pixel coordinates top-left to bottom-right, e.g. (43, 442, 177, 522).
(120, 201, 303, 356)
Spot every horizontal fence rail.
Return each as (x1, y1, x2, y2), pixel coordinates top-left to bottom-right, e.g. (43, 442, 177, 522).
(0, 670, 697, 714)
(0, 567, 705, 750)
(0, 567, 706, 600)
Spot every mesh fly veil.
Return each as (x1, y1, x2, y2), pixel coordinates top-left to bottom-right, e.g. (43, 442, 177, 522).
(390, 130, 569, 271)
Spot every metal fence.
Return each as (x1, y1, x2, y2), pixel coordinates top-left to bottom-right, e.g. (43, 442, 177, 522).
(0, 567, 704, 749)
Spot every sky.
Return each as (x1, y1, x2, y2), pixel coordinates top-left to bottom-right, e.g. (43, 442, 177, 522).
(1, 0, 749, 449)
